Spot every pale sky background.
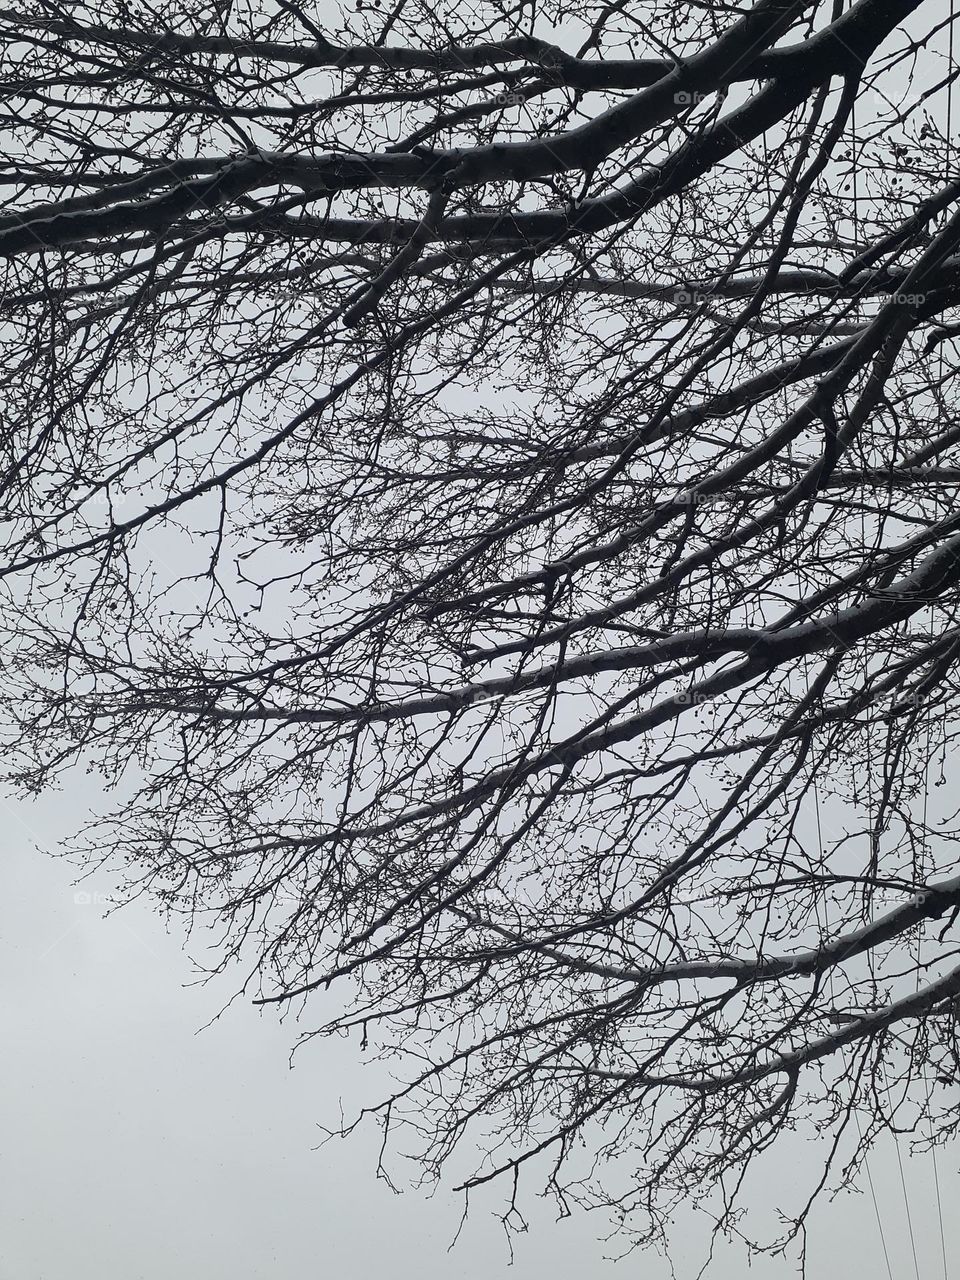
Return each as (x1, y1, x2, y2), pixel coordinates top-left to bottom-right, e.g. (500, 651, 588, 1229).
(4, 1, 960, 1275)
(1, 771, 957, 1279)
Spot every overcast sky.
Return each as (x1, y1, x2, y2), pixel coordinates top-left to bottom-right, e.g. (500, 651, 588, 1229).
(4, 2, 960, 1275)
(1, 771, 956, 1279)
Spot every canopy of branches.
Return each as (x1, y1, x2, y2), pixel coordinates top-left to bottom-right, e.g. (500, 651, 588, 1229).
(3, 0, 960, 1259)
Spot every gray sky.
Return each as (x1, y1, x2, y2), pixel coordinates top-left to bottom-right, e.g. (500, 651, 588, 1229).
(3, 4, 960, 1274)
(2, 775, 956, 1279)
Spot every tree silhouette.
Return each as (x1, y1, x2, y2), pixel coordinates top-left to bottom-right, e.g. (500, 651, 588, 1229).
(4, 0, 960, 1258)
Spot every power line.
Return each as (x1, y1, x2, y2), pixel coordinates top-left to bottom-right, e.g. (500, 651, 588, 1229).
(856, 1110, 896, 1280)
(894, 1133, 921, 1280)
(931, 1132, 948, 1280)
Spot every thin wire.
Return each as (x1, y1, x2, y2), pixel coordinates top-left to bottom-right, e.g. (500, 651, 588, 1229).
(929, 11, 955, 1275)
(840, 39, 892, 1234)
(931, 1132, 948, 1280)
(922, 645, 947, 1278)
(847, 30, 898, 1275)
(948, 0, 955, 184)
(894, 1134, 922, 1280)
(856, 1110, 896, 1280)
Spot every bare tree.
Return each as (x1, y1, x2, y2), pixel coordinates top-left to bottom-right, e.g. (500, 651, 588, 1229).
(4, 0, 960, 1259)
